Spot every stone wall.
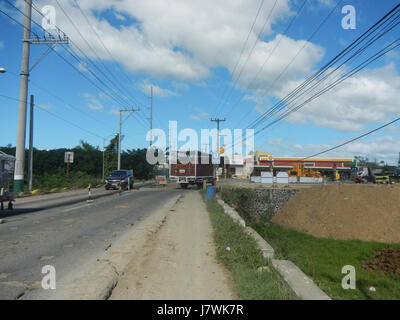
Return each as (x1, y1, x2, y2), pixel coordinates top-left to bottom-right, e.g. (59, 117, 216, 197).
(222, 187, 298, 221)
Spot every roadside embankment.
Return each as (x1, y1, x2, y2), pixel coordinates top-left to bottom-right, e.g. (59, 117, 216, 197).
(204, 191, 297, 300)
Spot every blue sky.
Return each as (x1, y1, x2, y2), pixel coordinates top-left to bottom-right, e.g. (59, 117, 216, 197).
(1, 0, 400, 164)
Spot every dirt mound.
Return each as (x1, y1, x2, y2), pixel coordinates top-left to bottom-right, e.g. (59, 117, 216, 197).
(362, 249, 400, 275)
(272, 184, 400, 243)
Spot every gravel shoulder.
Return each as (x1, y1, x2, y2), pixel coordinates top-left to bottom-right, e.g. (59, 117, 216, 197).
(110, 190, 235, 300)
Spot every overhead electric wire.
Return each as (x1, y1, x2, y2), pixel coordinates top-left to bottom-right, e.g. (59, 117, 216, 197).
(73, 0, 147, 107)
(217, 0, 307, 118)
(7, 0, 130, 111)
(232, 0, 344, 128)
(5, 0, 150, 133)
(227, 36, 400, 155)
(73, 0, 162, 129)
(53, 0, 143, 110)
(254, 38, 400, 137)
(0, 93, 105, 139)
(213, 0, 268, 116)
(1, 2, 150, 144)
(27, 0, 150, 130)
(248, 6, 400, 130)
(300, 116, 400, 160)
(223, 3, 400, 155)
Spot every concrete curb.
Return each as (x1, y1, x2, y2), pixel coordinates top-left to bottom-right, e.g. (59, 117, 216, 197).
(216, 199, 246, 227)
(216, 196, 331, 300)
(244, 226, 274, 259)
(272, 260, 331, 300)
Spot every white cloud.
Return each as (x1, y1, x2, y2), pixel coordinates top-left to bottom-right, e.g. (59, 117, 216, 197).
(38, 104, 52, 110)
(189, 115, 201, 121)
(29, 0, 320, 85)
(281, 63, 400, 132)
(138, 81, 177, 97)
(190, 106, 210, 121)
(83, 93, 103, 110)
(114, 12, 126, 21)
(77, 61, 90, 73)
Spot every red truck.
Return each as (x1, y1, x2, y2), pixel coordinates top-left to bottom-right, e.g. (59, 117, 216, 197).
(169, 151, 215, 188)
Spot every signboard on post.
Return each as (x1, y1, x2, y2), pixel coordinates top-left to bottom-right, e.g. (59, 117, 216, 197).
(212, 152, 220, 165)
(64, 152, 74, 163)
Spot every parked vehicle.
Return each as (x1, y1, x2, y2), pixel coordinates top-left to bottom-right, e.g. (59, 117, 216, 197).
(355, 166, 389, 184)
(169, 151, 214, 188)
(0, 151, 15, 210)
(105, 170, 134, 190)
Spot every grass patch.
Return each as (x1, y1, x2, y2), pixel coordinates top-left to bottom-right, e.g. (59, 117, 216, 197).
(251, 222, 400, 300)
(202, 191, 296, 300)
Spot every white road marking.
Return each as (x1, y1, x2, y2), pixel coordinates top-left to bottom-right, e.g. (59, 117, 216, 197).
(62, 204, 91, 213)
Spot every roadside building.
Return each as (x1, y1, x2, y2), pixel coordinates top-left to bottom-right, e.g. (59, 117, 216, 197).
(225, 150, 354, 180)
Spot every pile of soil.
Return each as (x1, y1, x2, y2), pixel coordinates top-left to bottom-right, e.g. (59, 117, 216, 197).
(362, 248, 400, 275)
(272, 184, 400, 243)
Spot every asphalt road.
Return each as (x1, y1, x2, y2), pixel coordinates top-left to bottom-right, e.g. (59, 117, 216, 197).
(0, 186, 181, 300)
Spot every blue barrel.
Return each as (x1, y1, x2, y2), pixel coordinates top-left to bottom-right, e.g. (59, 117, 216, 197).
(205, 186, 216, 201)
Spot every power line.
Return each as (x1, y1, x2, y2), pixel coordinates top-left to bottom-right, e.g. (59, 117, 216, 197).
(0, 93, 105, 139)
(217, 0, 307, 118)
(51, 0, 152, 128)
(233, 0, 344, 128)
(4, 1, 127, 109)
(54, 0, 142, 109)
(73, 0, 147, 107)
(213, 0, 268, 116)
(223, 4, 400, 155)
(301, 116, 400, 161)
(21, 0, 144, 113)
(4, 1, 149, 131)
(249, 6, 400, 131)
(5, 69, 116, 132)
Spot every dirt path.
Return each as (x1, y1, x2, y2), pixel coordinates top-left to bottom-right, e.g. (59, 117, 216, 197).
(110, 190, 235, 300)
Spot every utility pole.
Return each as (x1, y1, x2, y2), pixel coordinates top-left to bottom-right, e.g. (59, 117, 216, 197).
(118, 108, 139, 170)
(210, 118, 226, 153)
(398, 152, 400, 168)
(14, 0, 32, 194)
(27, 95, 34, 192)
(210, 118, 226, 185)
(150, 86, 153, 147)
(14, 0, 69, 193)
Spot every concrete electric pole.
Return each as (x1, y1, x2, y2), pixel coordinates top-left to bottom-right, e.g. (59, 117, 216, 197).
(210, 118, 226, 153)
(150, 86, 153, 147)
(14, 0, 32, 194)
(27, 95, 34, 192)
(210, 118, 226, 185)
(118, 108, 139, 170)
(14, 0, 68, 193)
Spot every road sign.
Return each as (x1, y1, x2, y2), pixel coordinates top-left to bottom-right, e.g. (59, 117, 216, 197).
(219, 147, 225, 154)
(212, 152, 220, 164)
(64, 152, 74, 163)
